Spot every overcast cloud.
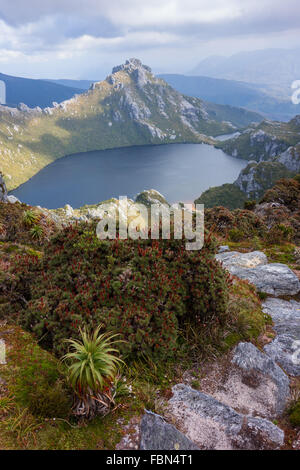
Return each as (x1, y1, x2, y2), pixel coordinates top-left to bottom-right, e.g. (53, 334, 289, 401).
(0, 0, 299, 79)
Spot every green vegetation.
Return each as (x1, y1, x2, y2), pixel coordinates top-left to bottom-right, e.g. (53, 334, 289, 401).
(195, 183, 248, 209)
(23, 209, 40, 227)
(260, 174, 300, 209)
(0, 207, 272, 449)
(288, 399, 300, 427)
(244, 200, 257, 210)
(63, 326, 124, 419)
(12, 224, 228, 360)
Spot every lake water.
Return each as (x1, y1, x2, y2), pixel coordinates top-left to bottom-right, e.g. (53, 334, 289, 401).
(12, 143, 247, 209)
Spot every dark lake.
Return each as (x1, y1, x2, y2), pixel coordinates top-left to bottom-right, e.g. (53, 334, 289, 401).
(12, 143, 247, 209)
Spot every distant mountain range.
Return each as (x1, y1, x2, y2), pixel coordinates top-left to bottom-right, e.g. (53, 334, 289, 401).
(159, 74, 300, 122)
(0, 72, 84, 108)
(0, 58, 262, 191)
(190, 48, 300, 99)
(46, 79, 95, 90)
(2, 48, 300, 122)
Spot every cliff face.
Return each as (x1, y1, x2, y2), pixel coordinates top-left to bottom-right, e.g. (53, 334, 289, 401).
(276, 144, 300, 173)
(234, 161, 294, 200)
(219, 116, 300, 162)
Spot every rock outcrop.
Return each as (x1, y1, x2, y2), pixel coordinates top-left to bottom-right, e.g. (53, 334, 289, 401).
(216, 250, 300, 296)
(263, 298, 300, 376)
(231, 342, 290, 415)
(0, 172, 8, 202)
(234, 161, 293, 199)
(166, 384, 284, 450)
(276, 144, 300, 173)
(140, 410, 199, 450)
(0, 338, 6, 364)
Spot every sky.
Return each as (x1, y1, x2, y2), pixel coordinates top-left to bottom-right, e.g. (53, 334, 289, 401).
(0, 0, 299, 79)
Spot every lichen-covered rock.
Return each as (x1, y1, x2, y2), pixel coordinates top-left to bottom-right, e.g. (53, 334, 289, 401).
(231, 342, 290, 415)
(216, 251, 300, 296)
(0, 339, 6, 364)
(139, 410, 199, 450)
(216, 250, 268, 268)
(167, 384, 284, 450)
(263, 298, 300, 376)
(233, 416, 284, 450)
(0, 172, 8, 202)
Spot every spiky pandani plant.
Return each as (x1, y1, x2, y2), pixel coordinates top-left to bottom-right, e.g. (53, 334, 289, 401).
(62, 325, 124, 419)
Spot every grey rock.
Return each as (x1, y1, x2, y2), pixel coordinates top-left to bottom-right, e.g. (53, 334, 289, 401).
(7, 195, 20, 204)
(0, 339, 6, 365)
(234, 161, 292, 199)
(216, 251, 300, 296)
(263, 298, 300, 376)
(64, 204, 74, 217)
(234, 416, 284, 450)
(277, 145, 300, 173)
(218, 245, 230, 253)
(216, 250, 268, 268)
(135, 189, 169, 208)
(232, 342, 290, 415)
(112, 58, 152, 75)
(139, 410, 199, 450)
(168, 384, 284, 449)
(0, 172, 8, 202)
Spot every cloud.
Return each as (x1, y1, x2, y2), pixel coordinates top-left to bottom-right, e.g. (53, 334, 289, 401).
(0, 0, 299, 78)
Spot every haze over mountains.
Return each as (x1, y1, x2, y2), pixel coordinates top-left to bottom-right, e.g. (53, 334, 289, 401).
(0, 48, 299, 122)
(190, 49, 300, 98)
(159, 74, 300, 122)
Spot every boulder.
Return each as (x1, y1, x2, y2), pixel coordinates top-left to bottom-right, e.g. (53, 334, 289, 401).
(216, 250, 268, 268)
(216, 251, 300, 296)
(64, 204, 74, 217)
(167, 384, 284, 450)
(135, 189, 169, 208)
(263, 298, 300, 376)
(139, 410, 199, 450)
(0, 173, 8, 202)
(231, 342, 290, 415)
(0, 339, 6, 365)
(7, 195, 20, 204)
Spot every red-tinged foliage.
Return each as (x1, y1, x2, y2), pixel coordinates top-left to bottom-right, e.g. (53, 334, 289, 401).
(10, 223, 229, 359)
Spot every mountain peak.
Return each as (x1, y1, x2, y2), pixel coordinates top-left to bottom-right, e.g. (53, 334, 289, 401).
(107, 58, 153, 88)
(111, 58, 152, 75)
